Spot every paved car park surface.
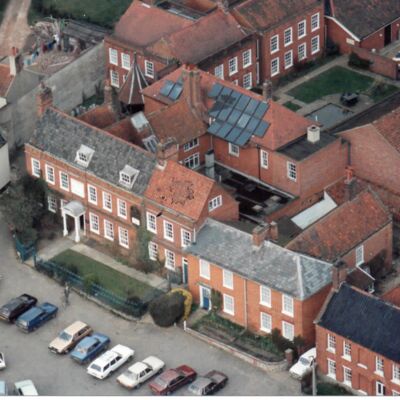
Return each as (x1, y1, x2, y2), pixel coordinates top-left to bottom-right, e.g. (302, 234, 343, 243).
(0, 216, 300, 396)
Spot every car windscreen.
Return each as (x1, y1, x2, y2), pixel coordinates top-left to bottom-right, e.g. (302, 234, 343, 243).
(59, 331, 72, 341)
(90, 364, 102, 372)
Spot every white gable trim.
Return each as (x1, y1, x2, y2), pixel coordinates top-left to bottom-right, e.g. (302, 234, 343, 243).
(325, 16, 360, 42)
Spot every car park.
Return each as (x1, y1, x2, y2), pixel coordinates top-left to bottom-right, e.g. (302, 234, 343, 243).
(187, 370, 228, 395)
(15, 302, 58, 333)
(70, 332, 110, 364)
(0, 381, 7, 396)
(117, 355, 165, 389)
(87, 344, 134, 379)
(13, 380, 38, 396)
(289, 347, 316, 380)
(48, 321, 92, 354)
(149, 365, 197, 395)
(0, 294, 37, 322)
(0, 352, 5, 370)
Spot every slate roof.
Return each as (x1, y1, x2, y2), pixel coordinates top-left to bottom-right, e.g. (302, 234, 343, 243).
(317, 283, 400, 363)
(278, 132, 338, 161)
(62, 19, 110, 44)
(29, 108, 156, 196)
(232, 0, 321, 32)
(144, 161, 216, 221)
(185, 218, 332, 299)
(328, 0, 400, 39)
(287, 190, 391, 262)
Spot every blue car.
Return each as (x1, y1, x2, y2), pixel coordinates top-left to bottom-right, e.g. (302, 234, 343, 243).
(15, 302, 58, 332)
(70, 332, 110, 364)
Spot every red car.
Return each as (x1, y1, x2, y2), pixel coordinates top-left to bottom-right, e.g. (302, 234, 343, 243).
(149, 365, 197, 395)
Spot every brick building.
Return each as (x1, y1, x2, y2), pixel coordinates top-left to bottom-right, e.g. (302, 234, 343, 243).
(315, 283, 400, 395)
(325, 0, 400, 53)
(185, 218, 333, 345)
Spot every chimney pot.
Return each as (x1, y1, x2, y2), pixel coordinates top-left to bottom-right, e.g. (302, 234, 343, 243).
(307, 125, 320, 143)
(269, 221, 279, 241)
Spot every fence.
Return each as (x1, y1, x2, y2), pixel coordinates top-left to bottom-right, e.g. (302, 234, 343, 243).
(14, 236, 36, 262)
(33, 256, 162, 318)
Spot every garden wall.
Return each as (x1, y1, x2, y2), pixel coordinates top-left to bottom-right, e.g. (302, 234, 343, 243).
(350, 46, 398, 80)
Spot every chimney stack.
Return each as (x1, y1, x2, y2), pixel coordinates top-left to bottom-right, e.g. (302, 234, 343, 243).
(332, 260, 348, 289)
(252, 224, 269, 247)
(36, 82, 53, 117)
(103, 79, 113, 110)
(344, 166, 356, 202)
(268, 221, 279, 242)
(216, 0, 229, 12)
(156, 137, 179, 170)
(182, 65, 204, 115)
(262, 79, 273, 101)
(307, 125, 320, 143)
(9, 47, 22, 77)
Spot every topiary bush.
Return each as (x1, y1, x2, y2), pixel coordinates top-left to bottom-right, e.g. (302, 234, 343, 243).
(149, 292, 185, 327)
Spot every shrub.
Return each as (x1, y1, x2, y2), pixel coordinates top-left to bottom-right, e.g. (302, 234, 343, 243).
(149, 292, 185, 327)
(348, 52, 371, 70)
(326, 38, 339, 56)
(271, 328, 297, 356)
(211, 289, 222, 313)
(83, 273, 99, 294)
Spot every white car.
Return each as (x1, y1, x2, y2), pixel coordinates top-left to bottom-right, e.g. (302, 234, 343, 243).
(117, 356, 165, 389)
(289, 347, 316, 380)
(13, 380, 38, 396)
(87, 344, 134, 379)
(0, 352, 5, 370)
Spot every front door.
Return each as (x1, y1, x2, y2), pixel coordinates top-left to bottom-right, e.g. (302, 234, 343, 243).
(384, 25, 392, 46)
(182, 258, 188, 285)
(376, 381, 385, 396)
(200, 286, 211, 310)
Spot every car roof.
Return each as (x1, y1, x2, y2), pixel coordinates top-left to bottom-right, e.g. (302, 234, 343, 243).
(91, 350, 117, 366)
(161, 369, 180, 381)
(205, 370, 227, 383)
(64, 321, 89, 334)
(14, 380, 37, 395)
(192, 377, 213, 389)
(130, 361, 148, 374)
(17, 306, 42, 320)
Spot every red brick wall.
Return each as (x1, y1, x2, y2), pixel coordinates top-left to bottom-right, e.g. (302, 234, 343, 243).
(260, 5, 325, 82)
(178, 134, 212, 166)
(316, 325, 400, 395)
(325, 17, 360, 54)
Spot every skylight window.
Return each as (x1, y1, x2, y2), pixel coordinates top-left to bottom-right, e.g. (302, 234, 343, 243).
(75, 145, 95, 168)
(119, 165, 139, 189)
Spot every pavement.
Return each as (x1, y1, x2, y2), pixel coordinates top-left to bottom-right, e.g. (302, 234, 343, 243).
(0, 213, 301, 396)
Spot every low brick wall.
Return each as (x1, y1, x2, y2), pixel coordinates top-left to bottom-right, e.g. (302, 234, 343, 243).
(185, 327, 287, 373)
(351, 47, 398, 80)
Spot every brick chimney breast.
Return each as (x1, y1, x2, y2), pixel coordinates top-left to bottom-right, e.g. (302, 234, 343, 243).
(156, 137, 179, 170)
(252, 224, 269, 247)
(103, 79, 113, 110)
(262, 79, 273, 101)
(268, 221, 279, 242)
(332, 259, 348, 289)
(182, 66, 205, 117)
(36, 82, 53, 117)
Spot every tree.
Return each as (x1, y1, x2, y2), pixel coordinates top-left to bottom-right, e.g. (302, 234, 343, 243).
(149, 292, 185, 327)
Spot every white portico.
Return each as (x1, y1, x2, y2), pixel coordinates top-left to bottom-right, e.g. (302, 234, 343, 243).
(61, 200, 86, 243)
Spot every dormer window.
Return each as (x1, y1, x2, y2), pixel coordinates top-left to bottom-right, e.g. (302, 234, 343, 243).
(119, 165, 139, 189)
(75, 145, 94, 168)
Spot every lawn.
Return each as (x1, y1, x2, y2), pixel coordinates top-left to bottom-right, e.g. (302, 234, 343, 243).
(29, 0, 132, 28)
(288, 66, 398, 104)
(283, 101, 302, 112)
(51, 249, 155, 299)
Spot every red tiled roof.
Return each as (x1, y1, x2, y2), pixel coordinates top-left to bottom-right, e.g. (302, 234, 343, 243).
(105, 117, 142, 146)
(77, 105, 117, 129)
(147, 9, 251, 64)
(326, 177, 368, 205)
(232, 0, 321, 31)
(286, 190, 391, 262)
(0, 65, 14, 98)
(144, 160, 215, 221)
(142, 65, 311, 150)
(372, 108, 400, 153)
(382, 287, 400, 308)
(112, 1, 193, 48)
(147, 101, 206, 145)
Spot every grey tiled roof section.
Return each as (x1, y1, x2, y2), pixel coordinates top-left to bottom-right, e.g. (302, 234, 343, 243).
(29, 108, 156, 195)
(186, 219, 332, 300)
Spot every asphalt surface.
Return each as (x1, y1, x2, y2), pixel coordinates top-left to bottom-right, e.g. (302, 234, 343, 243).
(0, 214, 300, 396)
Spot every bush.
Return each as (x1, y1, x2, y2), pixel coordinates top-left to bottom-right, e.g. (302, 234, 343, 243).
(83, 273, 99, 294)
(211, 289, 222, 313)
(271, 328, 297, 356)
(326, 38, 339, 56)
(348, 52, 371, 70)
(149, 292, 185, 327)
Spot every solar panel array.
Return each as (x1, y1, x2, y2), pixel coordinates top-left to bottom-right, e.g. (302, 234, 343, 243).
(159, 77, 183, 101)
(207, 83, 270, 147)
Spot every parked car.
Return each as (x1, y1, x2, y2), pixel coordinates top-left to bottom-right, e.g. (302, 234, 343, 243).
(49, 321, 92, 354)
(70, 332, 110, 364)
(0, 353, 5, 370)
(289, 347, 316, 380)
(188, 370, 228, 395)
(149, 365, 197, 395)
(87, 344, 134, 379)
(13, 380, 38, 396)
(0, 294, 37, 322)
(0, 381, 7, 396)
(392, 52, 400, 62)
(15, 302, 58, 333)
(117, 356, 165, 389)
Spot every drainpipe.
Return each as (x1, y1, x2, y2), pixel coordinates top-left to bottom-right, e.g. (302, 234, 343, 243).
(243, 278, 248, 329)
(256, 144, 261, 181)
(347, 140, 352, 166)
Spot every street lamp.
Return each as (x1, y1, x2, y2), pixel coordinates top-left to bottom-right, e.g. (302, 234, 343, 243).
(309, 356, 317, 396)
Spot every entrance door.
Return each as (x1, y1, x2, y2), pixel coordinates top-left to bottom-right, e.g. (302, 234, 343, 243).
(384, 25, 392, 46)
(182, 258, 188, 285)
(376, 381, 385, 396)
(79, 214, 85, 230)
(200, 286, 211, 310)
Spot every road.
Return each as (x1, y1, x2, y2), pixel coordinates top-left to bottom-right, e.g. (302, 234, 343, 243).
(0, 214, 300, 396)
(0, 0, 32, 56)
